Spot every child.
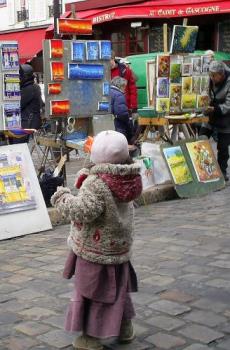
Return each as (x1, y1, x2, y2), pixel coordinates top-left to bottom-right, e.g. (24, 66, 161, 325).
(51, 130, 142, 350)
(111, 76, 134, 144)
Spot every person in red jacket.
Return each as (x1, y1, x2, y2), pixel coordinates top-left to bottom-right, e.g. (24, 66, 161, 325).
(111, 52, 138, 115)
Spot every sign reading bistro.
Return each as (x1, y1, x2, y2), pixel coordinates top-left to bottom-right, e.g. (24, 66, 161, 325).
(90, 3, 229, 24)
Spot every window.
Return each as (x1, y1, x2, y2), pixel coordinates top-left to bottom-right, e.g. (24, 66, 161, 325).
(111, 28, 146, 56)
(48, 1, 62, 18)
(0, 0, 6, 6)
(17, 8, 29, 22)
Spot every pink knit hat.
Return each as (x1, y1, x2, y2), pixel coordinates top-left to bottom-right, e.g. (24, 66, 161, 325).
(90, 130, 129, 164)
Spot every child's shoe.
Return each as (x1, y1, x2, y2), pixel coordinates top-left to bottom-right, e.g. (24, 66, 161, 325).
(72, 334, 103, 350)
(118, 319, 135, 343)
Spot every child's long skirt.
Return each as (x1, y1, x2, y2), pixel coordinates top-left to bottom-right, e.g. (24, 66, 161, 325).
(65, 256, 137, 338)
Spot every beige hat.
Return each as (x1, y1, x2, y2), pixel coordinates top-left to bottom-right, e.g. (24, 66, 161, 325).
(90, 130, 129, 164)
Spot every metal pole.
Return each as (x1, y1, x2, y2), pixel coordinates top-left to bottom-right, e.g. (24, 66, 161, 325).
(53, 0, 60, 39)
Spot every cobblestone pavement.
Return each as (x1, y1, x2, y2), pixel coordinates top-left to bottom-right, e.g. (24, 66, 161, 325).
(1, 183, 230, 349)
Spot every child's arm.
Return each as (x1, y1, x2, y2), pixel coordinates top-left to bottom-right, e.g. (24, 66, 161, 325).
(51, 176, 104, 223)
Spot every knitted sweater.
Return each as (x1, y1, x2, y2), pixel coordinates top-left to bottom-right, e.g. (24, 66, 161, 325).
(51, 163, 142, 265)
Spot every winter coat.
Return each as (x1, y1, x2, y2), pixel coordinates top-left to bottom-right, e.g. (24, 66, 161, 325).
(111, 85, 129, 122)
(111, 63, 137, 111)
(51, 163, 142, 265)
(21, 80, 42, 130)
(209, 70, 230, 132)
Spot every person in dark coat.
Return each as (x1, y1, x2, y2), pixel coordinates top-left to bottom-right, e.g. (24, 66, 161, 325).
(199, 60, 230, 181)
(10, 64, 42, 144)
(111, 76, 134, 144)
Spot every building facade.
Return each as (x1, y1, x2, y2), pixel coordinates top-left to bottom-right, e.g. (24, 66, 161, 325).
(65, 0, 230, 56)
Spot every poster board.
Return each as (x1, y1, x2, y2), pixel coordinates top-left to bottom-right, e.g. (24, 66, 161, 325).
(43, 39, 111, 119)
(161, 138, 225, 198)
(0, 143, 52, 240)
(0, 41, 21, 130)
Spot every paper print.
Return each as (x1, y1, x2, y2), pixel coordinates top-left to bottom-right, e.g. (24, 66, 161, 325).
(201, 55, 212, 73)
(182, 63, 192, 76)
(170, 25, 199, 54)
(157, 78, 169, 98)
(156, 98, 170, 113)
(192, 76, 201, 94)
(146, 60, 156, 107)
(57, 18, 92, 35)
(50, 100, 70, 116)
(192, 57, 201, 75)
(163, 146, 192, 185)
(1, 43, 19, 70)
(3, 73, 20, 100)
(98, 101, 110, 112)
(99, 41, 112, 60)
(181, 94, 197, 110)
(169, 84, 182, 113)
(3, 102, 21, 129)
(200, 76, 210, 94)
(182, 77, 192, 94)
(0, 151, 36, 214)
(102, 82, 110, 96)
(197, 95, 209, 109)
(50, 62, 64, 81)
(186, 140, 221, 182)
(72, 42, 85, 61)
(68, 63, 104, 80)
(50, 39, 63, 58)
(157, 55, 170, 77)
(86, 41, 99, 61)
(48, 83, 62, 95)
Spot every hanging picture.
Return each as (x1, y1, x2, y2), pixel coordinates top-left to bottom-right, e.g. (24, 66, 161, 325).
(0, 150, 36, 215)
(181, 94, 197, 110)
(50, 100, 70, 116)
(49, 39, 63, 58)
(170, 63, 181, 83)
(50, 62, 64, 81)
(200, 76, 210, 94)
(72, 42, 85, 61)
(170, 25, 199, 54)
(3, 102, 21, 129)
(1, 43, 19, 70)
(192, 57, 201, 75)
(197, 95, 209, 109)
(169, 84, 182, 113)
(86, 41, 99, 60)
(192, 76, 201, 94)
(48, 83, 62, 95)
(163, 146, 193, 185)
(201, 55, 212, 73)
(68, 63, 104, 80)
(98, 101, 110, 111)
(156, 55, 170, 77)
(156, 97, 170, 113)
(102, 82, 110, 96)
(182, 77, 192, 94)
(146, 60, 156, 107)
(182, 63, 192, 76)
(157, 78, 169, 98)
(57, 18, 92, 35)
(186, 140, 221, 182)
(99, 41, 112, 60)
(3, 73, 20, 100)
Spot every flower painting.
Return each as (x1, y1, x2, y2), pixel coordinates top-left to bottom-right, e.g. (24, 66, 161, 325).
(157, 55, 170, 77)
(157, 78, 169, 98)
(197, 95, 209, 109)
(186, 140, 221, 182)
(170, 25, 199, 54)
(156, 98, 170, 113)
(163, 146, 192, 185)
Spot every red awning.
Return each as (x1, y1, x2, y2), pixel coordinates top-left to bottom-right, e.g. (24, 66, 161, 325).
(74, 0, 230, 24)
(0, 28, 46, 63)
